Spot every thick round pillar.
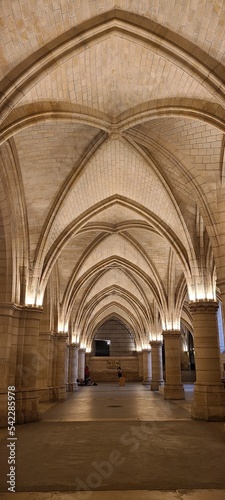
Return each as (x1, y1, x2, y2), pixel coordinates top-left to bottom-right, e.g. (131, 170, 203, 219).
(138, 352, 143, 379)
(0, 304, 18, 427)
(163, 331, 184, 400)
(85, 353, 90, 366)
(65, 344, 69, 391)
(16, 306, 42, 424)
(189, 301, 225, 421)
(150, 341, 163, 391)
(68, 344, 79, 391)
(217, 278, 225, 374)
(142, 349, 151, 385)
(53, 333, 68, 400)
(37, 332, 52, 402)
(78, 348, 85, 381)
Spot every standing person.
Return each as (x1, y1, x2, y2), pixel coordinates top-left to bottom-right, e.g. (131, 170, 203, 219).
(85, 365, 90, 385)
(117, 366, 122, 380)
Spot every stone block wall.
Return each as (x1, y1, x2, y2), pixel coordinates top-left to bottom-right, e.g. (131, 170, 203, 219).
(91, 319, 136, 357)
(89, 356, 140, 382)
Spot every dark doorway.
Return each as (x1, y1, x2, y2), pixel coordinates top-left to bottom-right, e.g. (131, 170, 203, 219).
(95, 339, 110, 356)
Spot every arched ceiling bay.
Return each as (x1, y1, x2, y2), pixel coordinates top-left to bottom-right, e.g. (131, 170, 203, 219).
(0, 1, 224, 81)
(13, 33, 217, 116)
(0, 1, 224, 343)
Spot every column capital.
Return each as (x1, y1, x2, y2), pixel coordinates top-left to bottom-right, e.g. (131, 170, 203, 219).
(39, 331, 52, 341)
(79, 348, 86, 353)
(189, 300, 218, 314)
(17, 304, 43, 313)
(162, 330, 181, 338)
(68, 343, 79, 349)
(150, 340, 163, 347)
(54, 332, 68, 341)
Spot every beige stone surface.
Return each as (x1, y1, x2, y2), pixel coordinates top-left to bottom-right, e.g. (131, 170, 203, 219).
(0, 0, 225, 430)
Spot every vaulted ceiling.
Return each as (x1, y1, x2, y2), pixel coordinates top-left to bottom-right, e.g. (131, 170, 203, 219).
(0, 1, 225, 347)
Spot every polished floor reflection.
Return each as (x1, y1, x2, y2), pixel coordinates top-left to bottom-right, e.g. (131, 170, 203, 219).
(0, 383, 225, 498)
(40, 383, 193, 422)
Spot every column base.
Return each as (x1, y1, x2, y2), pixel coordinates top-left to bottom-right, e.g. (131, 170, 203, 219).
(164, 384, 185, 400)
(191, 383, 225, 421)
(68, 382, 78, 391)
(150, 380, 164, 391)
(53, 386, 66, 400)
(158, 384, 165, 396)
(142, 378, 151, 385)
(38, 388, 52, 402)
(16, 389, 40, 424)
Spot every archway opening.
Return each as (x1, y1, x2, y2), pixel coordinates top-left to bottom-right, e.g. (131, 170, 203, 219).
(88, 317, 140, 382)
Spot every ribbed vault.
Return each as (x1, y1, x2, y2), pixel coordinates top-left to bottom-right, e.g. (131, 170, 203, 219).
(0, 1, 224, 351)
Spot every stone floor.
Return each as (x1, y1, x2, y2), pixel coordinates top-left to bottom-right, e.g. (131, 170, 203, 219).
(0, 383, 225, 500)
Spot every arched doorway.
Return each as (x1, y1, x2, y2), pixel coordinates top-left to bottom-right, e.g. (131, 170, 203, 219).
(88, 317, 140, 382)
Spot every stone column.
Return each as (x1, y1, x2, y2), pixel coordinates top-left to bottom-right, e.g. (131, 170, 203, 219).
(65, 344, 70, 392)
(37, 331, 52, 402)
(189, 300, 225, 420)
(217, 279, 225, 374)
(53, 333, 68, 400)
(162, 331, 184, 399)
(0, 304, 18, 427)
(142, 349, 151, 385)
(78, 348, 86, 381)
(150, 341, 164, 391)
(48, 333, 55, 401)
(15, 306, 43, 424)
(68, 344, 79, 391)
(138, 352, 143, 379)
(85, 353, 90, 366)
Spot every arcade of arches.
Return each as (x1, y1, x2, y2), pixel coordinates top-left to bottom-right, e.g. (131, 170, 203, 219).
(1, 0, 225, 430)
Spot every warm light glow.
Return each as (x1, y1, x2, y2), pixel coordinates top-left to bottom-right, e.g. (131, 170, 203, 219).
(71, 333, 76, 343)
(25, 291, 35, 306)
(149, 332, 162, 342)
(188, 284, 216, 302)
(36, 291, 44, 306)
(57, 320, 68, 334)
(183, 342, 188, 352)
(58, 321, 64, 332)
(136, 346, 142, 352)
(142, 342, 151, 351)
(161, 319, 180, 331)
